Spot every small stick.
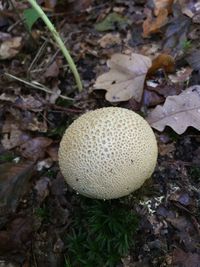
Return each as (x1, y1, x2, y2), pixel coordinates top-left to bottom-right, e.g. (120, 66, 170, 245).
(28, 40, 48, 75)
(4, 72, 74, 101)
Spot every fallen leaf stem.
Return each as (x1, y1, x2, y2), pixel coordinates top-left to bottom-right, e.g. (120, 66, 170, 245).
(27, 0, 83, 92)
(5, 72, 74, 101)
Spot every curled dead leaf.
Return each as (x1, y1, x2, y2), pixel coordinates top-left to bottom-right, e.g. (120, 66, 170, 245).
(93, 53, 152, 102)
(153, 0, 174, 16)
(147, 53, 175, 76)
(0, 37, 22, 60)
(143, 8, 168, 38)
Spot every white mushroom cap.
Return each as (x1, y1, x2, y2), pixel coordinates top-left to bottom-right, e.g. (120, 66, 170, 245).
(58, 107, 158, 199)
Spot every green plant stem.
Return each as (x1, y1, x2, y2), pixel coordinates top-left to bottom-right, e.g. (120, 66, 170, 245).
(27, 0, 83, 92)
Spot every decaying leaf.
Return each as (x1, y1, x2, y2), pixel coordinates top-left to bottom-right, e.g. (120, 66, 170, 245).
(19, 137, 53, 161)
(0, 37, 22, 60)
(172, 248, 200, 267)
(147, 85, 200, 134)
(44, 61, 60, 78)
(14, 95, 44, 112)
(2, 118, 30, 150)
(0, 161, 34, 217)
(143, 8, 169, 38)
(143, 88, 165, 107)
(0, 217, 33, 253)
(98, 33, 121, 48)
(93, 53, 152, 102)
(153, 0, 174, 16)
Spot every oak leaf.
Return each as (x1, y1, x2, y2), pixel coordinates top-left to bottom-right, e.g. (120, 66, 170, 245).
(93, 53, 152, 102)
(147, 85, 200, 134)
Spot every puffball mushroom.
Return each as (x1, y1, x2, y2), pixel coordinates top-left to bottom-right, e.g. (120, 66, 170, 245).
(58, 107, 158, 199)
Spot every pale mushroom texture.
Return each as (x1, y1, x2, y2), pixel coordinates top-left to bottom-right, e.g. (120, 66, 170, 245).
(58, 107, 158, 199)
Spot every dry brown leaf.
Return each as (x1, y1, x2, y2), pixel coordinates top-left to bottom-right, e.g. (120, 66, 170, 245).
(153, 0, 174, 16)
(44, 61, 59, 78)
(15, 95, 44, 112)
(19, 137, 53, 161)
(0, 217, 33, 253)
(158, 142, 175, 156)
(0, 37, 22, 60)
(143, 89, 165, 107)
(0, 162, 34, 216)
(98, 33, 121, 48)
(22, 116, 48, 132)
(2, 117, 30, 150)
(93, 53, 152, 102)
(147, 53, 175, 76)
(143, 8, 169, 38)
(147, 85, 200, 134)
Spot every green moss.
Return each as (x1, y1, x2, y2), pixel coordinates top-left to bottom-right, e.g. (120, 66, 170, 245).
(65, 197, 138, 267)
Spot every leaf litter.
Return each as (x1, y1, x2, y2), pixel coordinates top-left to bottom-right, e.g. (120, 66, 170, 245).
(0, 1, 200, 267)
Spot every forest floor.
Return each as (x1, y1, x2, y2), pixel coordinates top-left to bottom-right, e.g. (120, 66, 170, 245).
(0, 1, 200, 267)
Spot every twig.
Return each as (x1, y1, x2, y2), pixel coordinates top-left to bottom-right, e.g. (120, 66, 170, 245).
(4, 72, 74, 101)
(28, 40, 48, 76)
(7, 19, 22, 32)
(27, 0, 83, 92)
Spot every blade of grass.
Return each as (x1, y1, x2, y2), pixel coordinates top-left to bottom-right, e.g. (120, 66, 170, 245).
(27, 0, 83, 92)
